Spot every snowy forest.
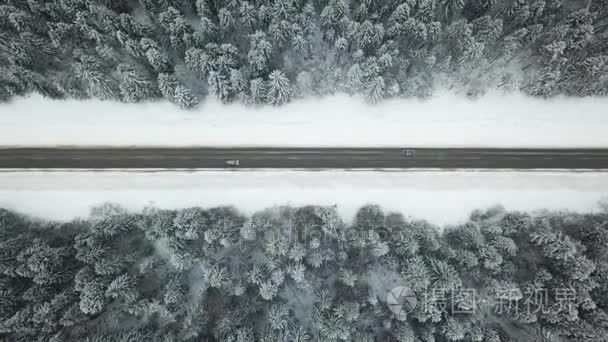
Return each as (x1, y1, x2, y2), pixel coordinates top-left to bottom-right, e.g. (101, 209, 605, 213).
(1, 203, 608, 341)
(1, 0, 608, 108)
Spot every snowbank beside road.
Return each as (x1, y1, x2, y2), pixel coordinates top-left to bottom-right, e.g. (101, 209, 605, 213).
(2, 93, 608, 148)
(0, 170, 606, 226)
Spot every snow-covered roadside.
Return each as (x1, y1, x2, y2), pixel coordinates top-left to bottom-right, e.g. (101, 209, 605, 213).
(2, 93, 608, 148)
(0, 170, 606, 226)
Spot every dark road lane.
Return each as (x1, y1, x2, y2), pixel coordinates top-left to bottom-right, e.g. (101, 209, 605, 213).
(1, 148, 608, 169)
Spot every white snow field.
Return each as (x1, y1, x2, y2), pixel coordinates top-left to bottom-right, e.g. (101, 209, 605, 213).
(0, 170, 606, 226)
(2, 93, 608, 147)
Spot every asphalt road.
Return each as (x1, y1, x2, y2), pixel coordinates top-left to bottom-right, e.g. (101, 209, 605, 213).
(1, 148, 608, 169)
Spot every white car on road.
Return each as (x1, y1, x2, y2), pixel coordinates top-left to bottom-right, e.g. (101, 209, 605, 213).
(401, 149, 416, 158)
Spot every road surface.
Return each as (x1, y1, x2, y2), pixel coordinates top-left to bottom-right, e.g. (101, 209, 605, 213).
(1, 148, 608, 169)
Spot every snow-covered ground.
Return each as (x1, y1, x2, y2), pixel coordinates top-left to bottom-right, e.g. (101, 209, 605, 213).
(1, 170, 606, 226)
(2, 93, 608, 147)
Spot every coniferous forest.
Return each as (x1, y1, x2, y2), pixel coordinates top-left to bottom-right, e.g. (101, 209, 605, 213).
(1, 0, 608, 108)
(1, 203, 608, 341)
(2, 0, 608, 341)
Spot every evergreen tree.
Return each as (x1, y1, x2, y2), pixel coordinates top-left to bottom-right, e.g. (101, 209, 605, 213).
(248, 31, 273, 76)
(208, 70, 231, 102)
(266, 70, 292, 105)
(365, 75, 385, 104)
(116, 64, 157, 103)
(173, 85, 198, 109)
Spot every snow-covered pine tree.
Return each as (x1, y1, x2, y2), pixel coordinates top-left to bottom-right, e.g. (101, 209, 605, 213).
(116, 64, 157, 102)
(266, 70, 292, 105)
